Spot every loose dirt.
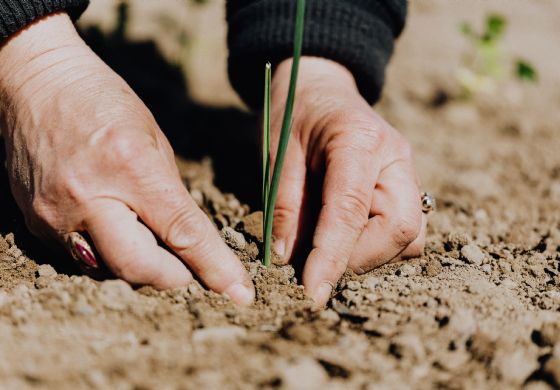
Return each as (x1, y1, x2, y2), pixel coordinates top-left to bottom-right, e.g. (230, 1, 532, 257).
(1, 0, 560, 389)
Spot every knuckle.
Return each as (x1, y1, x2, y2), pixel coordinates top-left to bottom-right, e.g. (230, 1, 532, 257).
(101, 128, 150, 170)
(328, 127, 384, 156)
(165, 208, 208, 254)
(39, 163, 89, 207)
(390, 215, 421, 248)
(334, 192, 370, 230)
(52, 175, 85, 205)
(273, 204, 298, 226)
(30, 197, 65, 230)
(353, 125, 386, 151)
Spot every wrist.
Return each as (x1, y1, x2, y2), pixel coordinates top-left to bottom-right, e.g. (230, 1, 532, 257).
(274, 57, 359, 98)
(0, 12, 84, 96)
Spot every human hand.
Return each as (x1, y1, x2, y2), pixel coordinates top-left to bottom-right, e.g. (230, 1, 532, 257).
(0, 13, 254, 304)
(270, 57, 426, 306)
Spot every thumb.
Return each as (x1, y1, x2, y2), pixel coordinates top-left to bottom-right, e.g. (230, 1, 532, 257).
(270, 140, 306, 263)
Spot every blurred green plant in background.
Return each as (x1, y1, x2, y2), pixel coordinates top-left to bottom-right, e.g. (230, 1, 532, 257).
(458, 14, 537, 97)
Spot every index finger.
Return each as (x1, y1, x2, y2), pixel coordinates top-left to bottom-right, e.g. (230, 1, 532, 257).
(133, 173, 255, 305)
(303, 135, 380, 306)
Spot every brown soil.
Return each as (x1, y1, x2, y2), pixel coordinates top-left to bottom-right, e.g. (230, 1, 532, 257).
(1, 1, 560, 389)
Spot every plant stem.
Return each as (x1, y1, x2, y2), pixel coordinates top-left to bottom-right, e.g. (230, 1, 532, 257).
(263, 0, 305, 267)
(262, 63, 271, 234)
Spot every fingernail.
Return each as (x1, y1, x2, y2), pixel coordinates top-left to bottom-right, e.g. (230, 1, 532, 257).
(75, 242, 98, 268)
(313, 282, 333, 307)
(273, 239, 286, 258)
(224, 283, 254, 306)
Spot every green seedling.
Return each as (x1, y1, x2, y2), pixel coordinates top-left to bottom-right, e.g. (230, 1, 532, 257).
(459, 14, 537, 96)
(515, 59, 538, 82)
(262, 0, 305, 267)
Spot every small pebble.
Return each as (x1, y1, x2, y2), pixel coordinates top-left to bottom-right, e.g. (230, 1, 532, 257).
(365, 293, 378, 302)
(72, 304, 96, 316)
(5, 233, 15, 246)
(37, 264, 57, 278)
(188, 282, 203, 297)
(500, 278, 517, 290)
(461, 244, 485, 266)
(97, 280, 136, 311)
(192, 326, 246, 344)
(482, 264, 492, 274)
(362, 276, 380, 291)
(346, 281, 360, 291)
(13, 285, 30, 298)
(437, 351, 470, 371)
(0, 290, 8, 307)
(544, 358, 560, 387)
(221, 227, 246, 251)
(539, 322, 560, 346)
(474, 209, 489, 223)
(449, 308, 476, 337)
(446, 232, 470, 250)
(35, 277, 51, 289)
(190, 189, 204, 206)
(494, 349, 538, 385)
(319, 309, 340, 324)
(390, 333, 426, 361)
(279, 358, 327, 390)
(398, 264, 417, 277)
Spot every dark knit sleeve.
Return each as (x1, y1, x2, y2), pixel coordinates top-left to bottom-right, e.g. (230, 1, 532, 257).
(227, 0, 407, 109)
(0, 0, 89, 42)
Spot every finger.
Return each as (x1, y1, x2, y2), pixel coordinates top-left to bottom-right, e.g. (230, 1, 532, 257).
(270, 140, 306, 263)
(303, 139, 380, 306)
(134, 177, 254, 305)
(348, 160, 423, 273)
(85, 200, 193, 289)
(392, 212, 427, 262)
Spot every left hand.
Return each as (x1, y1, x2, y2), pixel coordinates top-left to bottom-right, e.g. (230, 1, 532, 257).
(269, 57, 427, 306)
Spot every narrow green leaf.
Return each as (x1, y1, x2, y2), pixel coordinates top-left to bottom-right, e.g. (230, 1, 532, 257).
(262, 63, 272, 235)
(263, 0, 305, 267)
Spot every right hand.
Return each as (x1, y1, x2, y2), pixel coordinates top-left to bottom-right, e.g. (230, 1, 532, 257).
(0, 13, 254, 305)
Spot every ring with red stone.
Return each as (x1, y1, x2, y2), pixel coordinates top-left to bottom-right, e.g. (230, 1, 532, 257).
(63, 232, 98, 269)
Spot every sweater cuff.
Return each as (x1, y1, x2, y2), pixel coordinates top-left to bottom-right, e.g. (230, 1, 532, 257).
(227, 0, 405, 110)
(0, 0, 89, 42)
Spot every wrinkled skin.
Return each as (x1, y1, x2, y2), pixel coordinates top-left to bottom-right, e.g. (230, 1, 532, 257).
(0, 13, 425, 307)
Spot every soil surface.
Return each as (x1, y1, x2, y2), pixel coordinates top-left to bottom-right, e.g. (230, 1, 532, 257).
(1, 1, 560, 389)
